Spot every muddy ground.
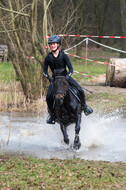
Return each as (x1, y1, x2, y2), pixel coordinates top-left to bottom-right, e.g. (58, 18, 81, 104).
(82, 74, 126, 95)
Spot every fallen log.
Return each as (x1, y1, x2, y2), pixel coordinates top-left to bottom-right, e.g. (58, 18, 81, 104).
(106, 58, 126, 88)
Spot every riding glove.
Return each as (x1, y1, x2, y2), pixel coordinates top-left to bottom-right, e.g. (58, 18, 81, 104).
(48, 76, 54, 83)
(66, 74, 70, 81)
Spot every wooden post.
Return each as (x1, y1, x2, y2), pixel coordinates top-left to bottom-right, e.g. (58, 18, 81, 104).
(85, 38, 88, 73)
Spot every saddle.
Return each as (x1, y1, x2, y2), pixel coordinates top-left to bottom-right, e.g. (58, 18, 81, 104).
(68, 86, 81, 103)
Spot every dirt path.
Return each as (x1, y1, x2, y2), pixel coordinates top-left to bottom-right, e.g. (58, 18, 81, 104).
(81, 74, 126, 95)
(79, 74, 126, 113)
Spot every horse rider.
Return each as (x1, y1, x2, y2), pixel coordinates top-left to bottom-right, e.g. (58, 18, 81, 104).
(43, 35, 93, 124)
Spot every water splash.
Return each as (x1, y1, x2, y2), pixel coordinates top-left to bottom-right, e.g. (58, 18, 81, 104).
(0, 111, 126, 162)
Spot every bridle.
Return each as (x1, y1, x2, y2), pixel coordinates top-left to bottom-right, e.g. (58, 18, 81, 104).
(54, 76, 68, 99)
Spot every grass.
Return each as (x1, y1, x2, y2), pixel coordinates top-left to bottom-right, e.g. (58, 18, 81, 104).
(0, 62, 16, 83)
(86, 92, 126, 113)
(68, 46, 120, 58)
(0, 155, 126, 189)
(0, 62, 25, 111)
(68, 57, 107, 82)
(0, 62, 46, 112)
(0, 59, 107, 83)
(72, 58, 107, 74)
(67, 46, 119, 81)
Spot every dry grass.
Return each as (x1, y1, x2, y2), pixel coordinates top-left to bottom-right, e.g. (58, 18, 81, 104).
(0, 62, 47, 113)
(0, 81, 47, 113)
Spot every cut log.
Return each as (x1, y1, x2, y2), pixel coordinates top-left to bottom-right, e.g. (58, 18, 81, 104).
(106, 58, 126, 88)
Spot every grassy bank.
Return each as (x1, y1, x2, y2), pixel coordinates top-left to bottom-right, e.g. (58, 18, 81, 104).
(0, 155, 126, 189)
(0, 60, 107, 112)
(86, 91, 126, 114)
(0, 62, 46, 112)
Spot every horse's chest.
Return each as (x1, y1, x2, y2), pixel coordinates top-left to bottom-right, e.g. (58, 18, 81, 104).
(54, 101, 77, 125)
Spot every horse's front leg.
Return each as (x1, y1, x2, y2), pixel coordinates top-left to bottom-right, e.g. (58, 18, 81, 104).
(60, 123, 69, 144)
(74, 113, 81, 149)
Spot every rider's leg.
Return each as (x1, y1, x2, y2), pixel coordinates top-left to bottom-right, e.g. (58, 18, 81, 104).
(46, 84, 55, 124)
(68, 77, 93, 116)
(77, 87, 93, 116)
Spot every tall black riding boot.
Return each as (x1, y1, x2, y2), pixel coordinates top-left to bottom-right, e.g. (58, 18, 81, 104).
(83, 104, 93, 116)
(80, 94, 93, 116)
(46, 99, 55, 124)
(46, 114, 55, 124)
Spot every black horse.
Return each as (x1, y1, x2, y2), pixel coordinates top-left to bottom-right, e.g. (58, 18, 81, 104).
(52, 74, 82, 149)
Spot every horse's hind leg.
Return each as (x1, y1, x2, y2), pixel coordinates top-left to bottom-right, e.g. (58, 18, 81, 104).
(74, 114, 81, 149)
(60, 124, 69, 144)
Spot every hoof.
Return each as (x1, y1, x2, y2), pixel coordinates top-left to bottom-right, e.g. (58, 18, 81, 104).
(64, 137, 69, 144)
(73, 142, 81, 150)
(74, 135, 81, 149)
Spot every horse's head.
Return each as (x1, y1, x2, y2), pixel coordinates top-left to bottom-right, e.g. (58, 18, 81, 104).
(53, 76, 69, 101)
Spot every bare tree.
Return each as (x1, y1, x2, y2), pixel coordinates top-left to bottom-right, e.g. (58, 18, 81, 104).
(120, 0, 126, 57)
(0, 0, 52, 101)
(90, 0, 110, 47)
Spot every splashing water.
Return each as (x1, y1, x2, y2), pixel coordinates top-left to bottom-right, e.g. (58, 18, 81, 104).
(0, 111, 126, 162)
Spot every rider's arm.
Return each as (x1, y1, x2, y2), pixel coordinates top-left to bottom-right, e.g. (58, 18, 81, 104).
(43, 56, 51, 80)
(64, 53, 73, 77)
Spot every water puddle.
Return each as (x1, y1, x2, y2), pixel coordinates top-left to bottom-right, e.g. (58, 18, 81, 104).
(0, 111, 126, 163)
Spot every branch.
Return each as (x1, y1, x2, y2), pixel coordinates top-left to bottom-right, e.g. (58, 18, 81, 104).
(44, 0, 53, 15)
(0, 18, 24, 80)
(0, 6, 30, 17)
(8, 0, 26, 60)
(0, 28, 30, 33)
(9, 3, 32, 25)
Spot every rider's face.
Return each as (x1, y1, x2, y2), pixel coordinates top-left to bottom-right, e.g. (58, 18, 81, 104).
(49, 43, 59, 51)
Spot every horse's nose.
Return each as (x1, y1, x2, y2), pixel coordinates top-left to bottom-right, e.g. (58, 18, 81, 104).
(56, 94, 64, 100)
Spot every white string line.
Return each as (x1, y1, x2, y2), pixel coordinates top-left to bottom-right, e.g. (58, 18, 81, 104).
(64, 38, 87, 52)
(88, 38, 126, 54)
(65, 52, 126, 68)
(64, 37, 126, 54)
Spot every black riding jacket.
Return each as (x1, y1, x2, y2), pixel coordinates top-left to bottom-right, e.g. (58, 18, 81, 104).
(43, 51, 73, 79)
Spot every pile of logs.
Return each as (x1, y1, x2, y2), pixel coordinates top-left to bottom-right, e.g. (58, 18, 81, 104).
(0, 45, 8, 62)
(106, 58, 126, 88)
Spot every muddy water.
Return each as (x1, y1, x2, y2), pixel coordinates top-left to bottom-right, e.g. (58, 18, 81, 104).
(0, 111, 126, 163)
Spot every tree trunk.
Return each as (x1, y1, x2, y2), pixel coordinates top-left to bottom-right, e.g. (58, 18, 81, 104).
(94, 0, 109, 47)
(120, 0, 126, 57)
(0, 0, 53, 101)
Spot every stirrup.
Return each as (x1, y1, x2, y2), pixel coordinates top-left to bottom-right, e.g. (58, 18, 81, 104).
(46, 115, 55, 124)
(83, 105, 93, 116)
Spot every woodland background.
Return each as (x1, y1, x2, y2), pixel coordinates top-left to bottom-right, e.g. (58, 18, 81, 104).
(0, 0, 126, 101)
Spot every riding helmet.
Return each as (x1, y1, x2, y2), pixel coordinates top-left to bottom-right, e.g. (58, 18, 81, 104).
(48, 35, 61, 45)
